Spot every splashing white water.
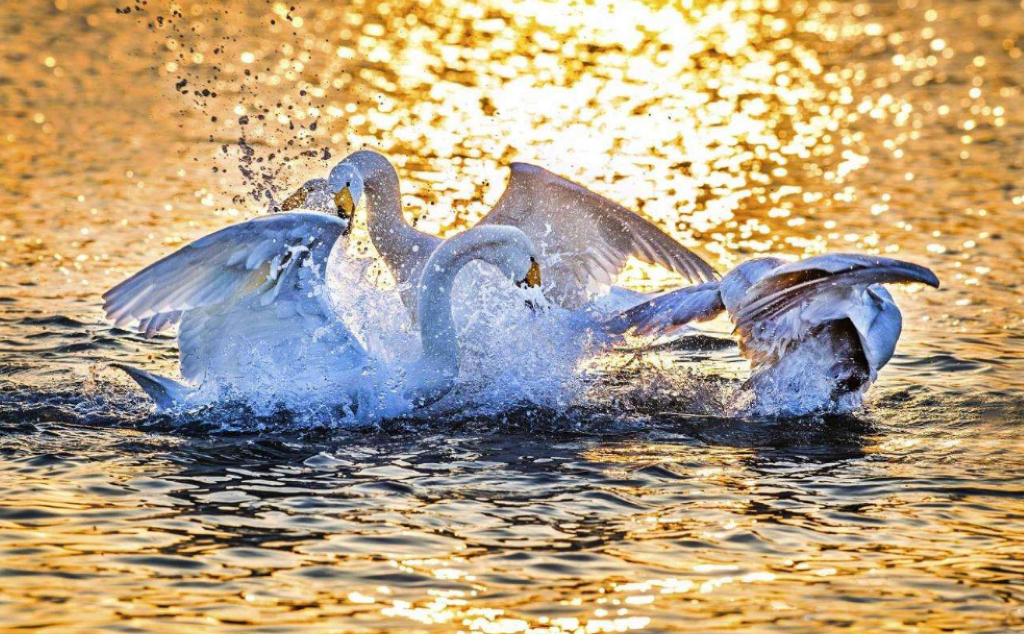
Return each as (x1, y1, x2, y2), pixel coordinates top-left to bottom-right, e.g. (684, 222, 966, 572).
(127, 239, 880, 428)
(414, 264, 603, 420)
(729, 335, 868, 418)
(153, 249, 604, 428)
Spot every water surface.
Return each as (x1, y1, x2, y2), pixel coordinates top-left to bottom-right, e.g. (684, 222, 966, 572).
(2, 0, 1023, 631)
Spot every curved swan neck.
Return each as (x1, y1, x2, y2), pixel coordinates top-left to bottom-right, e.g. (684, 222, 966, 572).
(403, 225, 532, 408)
(345, 150, 419, 262)
(403, 240, 465, 409)
(417, 258, 461, 366)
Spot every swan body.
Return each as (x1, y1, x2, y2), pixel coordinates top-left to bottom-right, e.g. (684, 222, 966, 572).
(307, 151, 717, 323)
(607, 254, 940, 410)
(103, 214, 540, 418)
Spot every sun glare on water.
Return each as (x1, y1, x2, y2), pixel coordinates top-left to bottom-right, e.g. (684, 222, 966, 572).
(2, 0, 1024, 632)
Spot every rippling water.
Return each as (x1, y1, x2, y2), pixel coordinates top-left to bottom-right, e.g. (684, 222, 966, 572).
(2, 0, 1024, 631)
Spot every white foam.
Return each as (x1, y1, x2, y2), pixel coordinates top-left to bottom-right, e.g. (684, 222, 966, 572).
(159, 252, 604, 428)
(729, 335, 868, 418)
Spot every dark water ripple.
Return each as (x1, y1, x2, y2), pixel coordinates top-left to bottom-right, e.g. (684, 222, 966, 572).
(1, 404, 1023, 632)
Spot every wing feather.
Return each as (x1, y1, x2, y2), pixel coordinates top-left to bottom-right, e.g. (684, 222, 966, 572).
(604, 282, 725, 336)
(729, 254, 938, 364)
(479, 163, 718, 309)
(102, 212, 348, 336)
(733, 254, 939, 330)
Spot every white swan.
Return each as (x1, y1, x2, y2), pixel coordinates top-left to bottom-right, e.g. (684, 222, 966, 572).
(102, 215, 541, 418)
(311, 150, 717, 323)
(606, 254, 940, 408)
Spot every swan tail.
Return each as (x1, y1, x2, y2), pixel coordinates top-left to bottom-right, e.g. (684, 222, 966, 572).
(112, 363, 188, 409)
(603, 282, 725, 336)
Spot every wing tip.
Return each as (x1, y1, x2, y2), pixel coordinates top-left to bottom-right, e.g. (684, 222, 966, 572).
(661, 243, 720, 285)
(911, 264, 940, 289)
(508, 162, 548, 175)
(693, 256, 721, 283)
(858, 258, 940, 289)
(606, 281, 724, 336)
(112, 363, 186, 409)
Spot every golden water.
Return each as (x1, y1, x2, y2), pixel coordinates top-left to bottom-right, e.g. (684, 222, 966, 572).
(1, 0, 1023, 631)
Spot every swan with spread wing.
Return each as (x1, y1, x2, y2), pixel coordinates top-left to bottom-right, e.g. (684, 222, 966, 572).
(280, 150, 717, 323)
(606, 254, 940, 410)
(102, 209, 542, 418)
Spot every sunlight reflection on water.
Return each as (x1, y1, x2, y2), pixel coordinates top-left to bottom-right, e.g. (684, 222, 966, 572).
(2, 0, 1024, 631)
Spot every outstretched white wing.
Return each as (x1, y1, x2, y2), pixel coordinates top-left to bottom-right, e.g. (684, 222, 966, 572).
(103, 212, 366, 384)
(730, 254, 939, 367)
(479, 163, 718, 309)
(103, 212, 347, 334)
(603, 282, 725, 336)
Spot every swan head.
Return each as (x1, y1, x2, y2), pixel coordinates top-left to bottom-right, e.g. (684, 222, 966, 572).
(420, 225, 543, 304)
(473, 227, 544, 309)
(327, 161, 366, 223)
(279, 178, 353, 233)
(473, 227, 541, 291)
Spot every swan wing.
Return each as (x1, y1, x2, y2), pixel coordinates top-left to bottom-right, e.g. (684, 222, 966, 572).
(603, 282, 725, 336)
(103, 212, 369, 385)
(750, 253, 939, 286)
(175, 292, 366, 385)
(102, 212, 349, 335)
(479, 163, 718, 309)
(730, 254, 938, 363)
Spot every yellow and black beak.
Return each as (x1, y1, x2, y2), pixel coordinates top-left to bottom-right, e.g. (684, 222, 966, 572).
(335, 186, 356, 220)
(520, 259, 544, 311)
(279, 187, 308, 212)
(522, 258, 542, 288)
(516, 258, 543, 312)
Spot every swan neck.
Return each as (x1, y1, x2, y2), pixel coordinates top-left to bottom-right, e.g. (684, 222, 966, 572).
(404, 259, 461, 409)
(417, 269, 460, 367)
(406, 226, 525, 408)
(347, 151, 417, 259)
